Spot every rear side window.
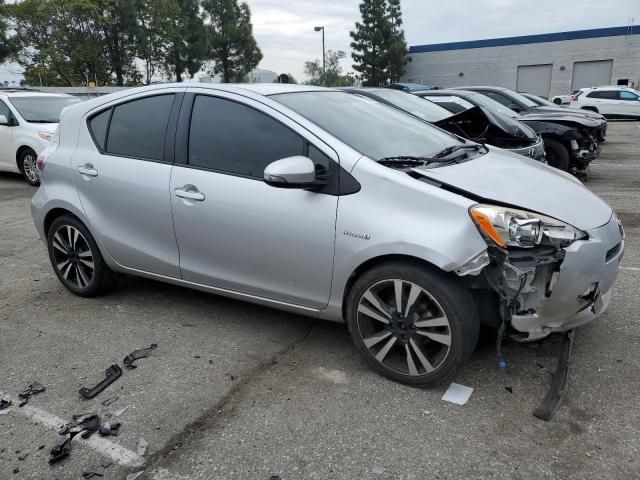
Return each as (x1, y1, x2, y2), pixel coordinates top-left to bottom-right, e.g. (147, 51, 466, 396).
(89, 109, 110, 151)
(188, 95, 305, 178)
(99, 94, 175, 161)
(482, 92, 511, 107)
(587, 90, 618, 99)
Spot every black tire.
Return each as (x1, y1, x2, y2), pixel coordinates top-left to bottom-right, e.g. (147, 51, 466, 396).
(47, 215, 117, 297)
(345, 262, 479, 386)
(543, 137, 571, 171)
(553, 98, 562, 105)
(18, 148, 40, 186)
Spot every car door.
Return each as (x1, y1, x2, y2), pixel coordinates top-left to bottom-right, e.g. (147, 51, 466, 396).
(618, 90, 640, 118)
(0, 100, 15, 169)
(70, 90, 183, 277)
(170, 91, 338, 308)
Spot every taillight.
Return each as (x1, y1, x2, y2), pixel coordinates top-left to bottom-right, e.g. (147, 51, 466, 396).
(36, 153, 47, 172)
(570, 96, 578, 101)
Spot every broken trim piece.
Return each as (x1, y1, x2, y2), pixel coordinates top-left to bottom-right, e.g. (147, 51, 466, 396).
(79, 365, 122, 400)
(123, 344, 158, 369)
(533, 330, 574, 421)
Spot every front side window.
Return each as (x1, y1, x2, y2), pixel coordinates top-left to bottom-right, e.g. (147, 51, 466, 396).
(619, 91, 639, 101)
(272, 91, 461, 161)
(0, 100, 13, 125)
(188, 95, 305, 178)
(106, 95, 175, 161)
(9, 96, 80, 123)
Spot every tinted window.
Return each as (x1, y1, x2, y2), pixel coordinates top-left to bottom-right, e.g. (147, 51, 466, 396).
(189, 95, 304, 178)
(308, 144, 331, 179)
(620, 91, 639, 100)
(0, 100, 13, 124)
(89, 109, 110, 151)
(272, 92, 461, 161)
(107, 95, 174, 160)
(433, 101, 467, 114)
(588, 90, 618, 99)
(483, 91, 512, 107)
(367, 89, 451, 122)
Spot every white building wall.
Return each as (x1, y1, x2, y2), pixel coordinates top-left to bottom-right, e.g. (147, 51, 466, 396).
(403, 34, 640, 97)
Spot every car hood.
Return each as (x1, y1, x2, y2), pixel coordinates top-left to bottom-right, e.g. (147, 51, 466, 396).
(532, 105, 603, 119)
(412, 149, 612, 230)
(519, 111, 602, 128)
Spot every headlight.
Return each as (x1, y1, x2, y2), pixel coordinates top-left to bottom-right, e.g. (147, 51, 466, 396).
(38, 131, 54, 141)
(469, 204, 587, 249)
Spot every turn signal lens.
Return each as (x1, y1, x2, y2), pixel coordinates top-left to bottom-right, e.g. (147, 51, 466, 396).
(470, 209, 507, 248)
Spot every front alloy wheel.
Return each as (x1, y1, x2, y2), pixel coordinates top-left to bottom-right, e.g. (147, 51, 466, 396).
(346, 263, 479, 386)
(357, 279, 452, 376)
(20, 149, 40, 186)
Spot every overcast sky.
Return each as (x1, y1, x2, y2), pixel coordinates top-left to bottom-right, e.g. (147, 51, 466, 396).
(1, 0, 638, 84)
(248, 0, 639, 81)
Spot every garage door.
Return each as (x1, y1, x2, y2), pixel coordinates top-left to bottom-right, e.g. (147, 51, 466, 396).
(516, 64, 553, 98)
(571, 60, 613, 90)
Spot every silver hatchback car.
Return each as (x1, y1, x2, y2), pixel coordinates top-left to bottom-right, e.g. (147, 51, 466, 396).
(32, 84, 624, 386)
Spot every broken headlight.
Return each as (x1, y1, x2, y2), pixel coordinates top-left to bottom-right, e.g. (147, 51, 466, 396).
(469, 204, 587, 249)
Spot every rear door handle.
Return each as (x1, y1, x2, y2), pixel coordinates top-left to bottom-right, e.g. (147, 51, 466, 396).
(174, 186, 205, 202)
(77, 164, 98, 177)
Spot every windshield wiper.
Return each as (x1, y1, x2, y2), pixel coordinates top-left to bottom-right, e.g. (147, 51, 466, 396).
(433, 143, 484, 159)
(378, 155, 455, 168)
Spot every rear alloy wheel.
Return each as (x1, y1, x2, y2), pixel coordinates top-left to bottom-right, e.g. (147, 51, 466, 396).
(19, 149, 40, 186)
(346, 263, 479, 386)
(47, 215, 116, 297)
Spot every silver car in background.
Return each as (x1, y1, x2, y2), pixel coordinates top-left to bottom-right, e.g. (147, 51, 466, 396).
(31, 84, 623, 386)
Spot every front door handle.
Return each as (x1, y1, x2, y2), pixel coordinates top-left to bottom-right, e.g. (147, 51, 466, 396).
(76, 164, 98, 177)
(174, 186, 205, 202)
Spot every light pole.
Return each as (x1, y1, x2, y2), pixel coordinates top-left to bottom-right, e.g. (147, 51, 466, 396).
(314, 26, 325, 86)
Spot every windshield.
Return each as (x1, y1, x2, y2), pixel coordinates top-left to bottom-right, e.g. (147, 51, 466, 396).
(528, 95, 555, 107)
(367, 89, 452, 122)
(505, 90, 538, 108)
(461, 93, 520, 118)
(10, 96, 80, 123)
(271, 91, 462, 161)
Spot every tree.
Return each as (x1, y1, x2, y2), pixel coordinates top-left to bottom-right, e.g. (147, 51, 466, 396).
(0, 0, 16, 63)
(163, 0, 209, 82)
(137, 0, 180, 84)
(10, 0, 114, 86)
(303, 50, 354, 87)
(350, 0, 410, 86)
(203, 0, 262, 83)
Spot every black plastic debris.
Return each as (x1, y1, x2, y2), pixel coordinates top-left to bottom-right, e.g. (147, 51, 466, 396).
(100, 396, 119, 407)
(17, 452, 28, 461)
(505, 386, 513, 394)
(18, 382, 45, 407)
(123, 344, 158, 369)
(49, 431, 79, 464)
(0, 399, 11, 410)
(100, 460, 112, 469)
(79, 365, 122, 400)
(82, 472, 104, 479)
(98, 422, 121, 437)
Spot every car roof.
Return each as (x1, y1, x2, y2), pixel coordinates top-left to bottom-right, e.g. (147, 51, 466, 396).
(453, 86, 507, 92)
(0, 90, 75, 98)
(415, 89, 478, 97)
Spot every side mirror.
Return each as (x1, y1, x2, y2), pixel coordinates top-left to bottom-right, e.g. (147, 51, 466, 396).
(0, 114, 11, 126)
(264, 156, 317, 189)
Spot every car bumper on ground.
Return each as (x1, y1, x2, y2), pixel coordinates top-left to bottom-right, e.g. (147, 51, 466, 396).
(511, 214, 624, 339)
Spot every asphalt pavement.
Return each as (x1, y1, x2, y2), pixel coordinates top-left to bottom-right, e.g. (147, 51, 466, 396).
(1, 122, 639, 480)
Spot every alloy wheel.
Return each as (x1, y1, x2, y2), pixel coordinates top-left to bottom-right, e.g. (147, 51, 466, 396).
(22, 153, 39, 184)
(356, 279, 452, 377)
(51, 225, 95, 289)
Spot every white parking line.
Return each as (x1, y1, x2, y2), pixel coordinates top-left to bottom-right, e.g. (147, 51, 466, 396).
(622, 266, 640, 272)
(0, 392, 143, 467)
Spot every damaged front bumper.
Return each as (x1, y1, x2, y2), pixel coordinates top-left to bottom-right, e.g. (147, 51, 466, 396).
(463, 214, 624, 341)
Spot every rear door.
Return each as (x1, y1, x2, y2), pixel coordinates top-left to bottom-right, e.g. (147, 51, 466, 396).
(170, 91, 338, 308)
(71, 89, 184, 277)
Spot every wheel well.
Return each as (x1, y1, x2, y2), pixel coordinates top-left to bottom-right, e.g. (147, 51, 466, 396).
(16, 146, 36, 169)
(341, 254, 443, 320)
(43, 208, 80, 238)
(582, 106, 599, 113)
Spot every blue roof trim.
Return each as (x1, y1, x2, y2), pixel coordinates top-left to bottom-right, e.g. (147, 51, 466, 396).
(410, 26, 639, 53)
